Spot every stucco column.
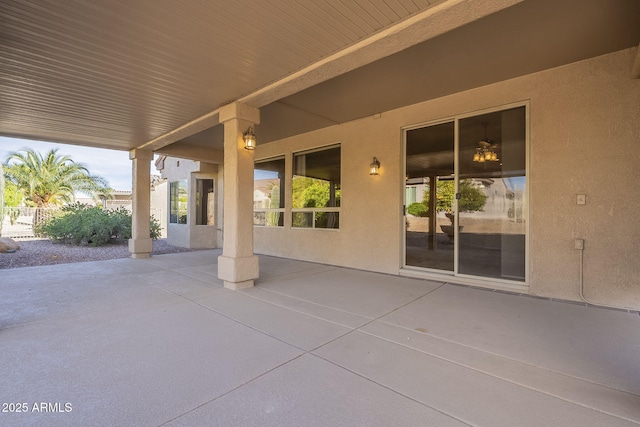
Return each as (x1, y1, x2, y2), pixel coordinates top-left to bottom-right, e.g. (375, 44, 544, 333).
(128, 148, 153, 259)
(217, 102, 260, 289)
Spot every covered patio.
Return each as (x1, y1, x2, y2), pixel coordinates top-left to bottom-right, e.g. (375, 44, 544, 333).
(1, 251, 638, 426)
(2, 0, 640, 303)
(2, 1, 640, 423)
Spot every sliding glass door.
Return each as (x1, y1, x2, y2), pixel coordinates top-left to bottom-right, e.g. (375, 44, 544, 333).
(405, 121, 455, 271)
(404, 105, 527, 283)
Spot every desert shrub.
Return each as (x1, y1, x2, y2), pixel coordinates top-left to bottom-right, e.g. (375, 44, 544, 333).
(407, 202, 428, 217)
(149, 215, 162, 240)
(35, 203, 161, 246)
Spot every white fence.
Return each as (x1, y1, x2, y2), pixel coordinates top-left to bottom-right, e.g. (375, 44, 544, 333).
(0, 207, 58, 239)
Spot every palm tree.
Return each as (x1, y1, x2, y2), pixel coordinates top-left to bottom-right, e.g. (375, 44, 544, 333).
(3, 148, 110, 217)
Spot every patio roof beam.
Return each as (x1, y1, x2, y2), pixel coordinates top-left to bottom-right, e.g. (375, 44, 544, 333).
(155, 143, 224, 165)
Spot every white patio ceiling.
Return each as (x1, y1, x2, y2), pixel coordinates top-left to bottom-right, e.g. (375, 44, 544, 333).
(1, 0, 639, 153)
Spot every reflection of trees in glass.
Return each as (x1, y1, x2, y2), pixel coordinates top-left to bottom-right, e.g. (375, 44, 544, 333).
(266, 183, 280, 226)
(170, 181, 188, 224)
(407, 202, 428, 217)
(292, 177, 340, 228)
(255, 157, 285, 227)
(313, 211, 339, 228)
(420, 180, 487, 222)
(292, 177, 340, 209)
(178, 192, 187, 224)
(461, 182, 487, 212)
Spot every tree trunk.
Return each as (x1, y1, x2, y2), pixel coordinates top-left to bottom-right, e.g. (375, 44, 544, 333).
(32, 204, 52, 236)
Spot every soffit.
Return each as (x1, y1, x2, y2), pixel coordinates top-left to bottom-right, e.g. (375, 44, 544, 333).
(0, 0, 446, 150)
(182, 0, 640, 151)
(256, 0, 640, 144)
(2, 0, 638, 155)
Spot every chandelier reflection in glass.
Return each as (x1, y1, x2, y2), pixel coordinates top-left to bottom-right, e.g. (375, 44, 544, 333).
(473, 122, 499, 163)
(473, 141, 499, 162)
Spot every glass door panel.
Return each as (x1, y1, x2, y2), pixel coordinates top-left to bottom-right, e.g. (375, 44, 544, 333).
(405, 122, 454, 271)
(458, 107, 526, 281)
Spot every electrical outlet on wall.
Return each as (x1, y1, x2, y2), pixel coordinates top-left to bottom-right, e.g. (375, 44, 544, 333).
(574, 238, 584, 250)
(576, 194, 586, 205)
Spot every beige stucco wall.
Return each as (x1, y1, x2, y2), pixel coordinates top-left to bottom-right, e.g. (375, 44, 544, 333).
(527, 49, 639, 309)
(150, 180, 168, 238)
(255, 113, 403, 273)
(160, 158, 220, 249)
(254, 48, 640, 309)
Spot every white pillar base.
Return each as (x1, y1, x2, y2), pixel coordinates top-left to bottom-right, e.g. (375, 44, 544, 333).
(129, 238, 152, 259)
(218, 255, 259, 290)
(223, 279, 255, 290)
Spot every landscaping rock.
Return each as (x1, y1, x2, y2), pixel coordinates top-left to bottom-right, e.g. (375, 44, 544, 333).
(0, 238, 20, 253)
(0, 239, 201, 269)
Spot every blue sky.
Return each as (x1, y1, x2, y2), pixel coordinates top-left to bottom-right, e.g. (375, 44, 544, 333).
(1, 136, 134, 191)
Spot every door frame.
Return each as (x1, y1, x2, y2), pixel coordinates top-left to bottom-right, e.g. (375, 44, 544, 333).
(400, 101, 530, 291)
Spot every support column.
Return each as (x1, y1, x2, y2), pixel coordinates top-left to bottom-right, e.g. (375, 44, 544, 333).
(428, 175, 437, 250)
(217, 102, 260, 290)
(128, 148, 153, 259)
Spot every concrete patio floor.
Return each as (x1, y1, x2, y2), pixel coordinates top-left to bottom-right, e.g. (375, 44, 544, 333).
(1, 250, 639, 426)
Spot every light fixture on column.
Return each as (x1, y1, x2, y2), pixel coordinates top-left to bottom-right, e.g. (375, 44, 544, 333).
(243, 126, 256, 150)
(369, 157, 380, 175)
(473, 122, 499, 163)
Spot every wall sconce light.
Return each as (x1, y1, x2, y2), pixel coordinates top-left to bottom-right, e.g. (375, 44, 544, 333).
(243, 126, 256, 150)
(369, 157, 380, 175)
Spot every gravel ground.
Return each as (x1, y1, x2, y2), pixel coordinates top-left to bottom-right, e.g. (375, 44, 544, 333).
(0, 239, 204, 269)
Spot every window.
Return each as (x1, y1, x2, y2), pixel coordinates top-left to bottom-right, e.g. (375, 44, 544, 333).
(169, 180, 188, 224)
(254, 157, 286, 226)
(195, 179, 214, 225)
(292, 145, 340, 229)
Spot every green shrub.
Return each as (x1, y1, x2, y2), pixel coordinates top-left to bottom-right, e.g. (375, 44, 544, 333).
(407, 202, 428, 217)
(35, 203, 161, 246)
(150, 215, 162, 240)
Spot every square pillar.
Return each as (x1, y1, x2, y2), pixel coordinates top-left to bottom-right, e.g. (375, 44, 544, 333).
(129, 148, 153, 259)
(217, 102, 260, 289)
